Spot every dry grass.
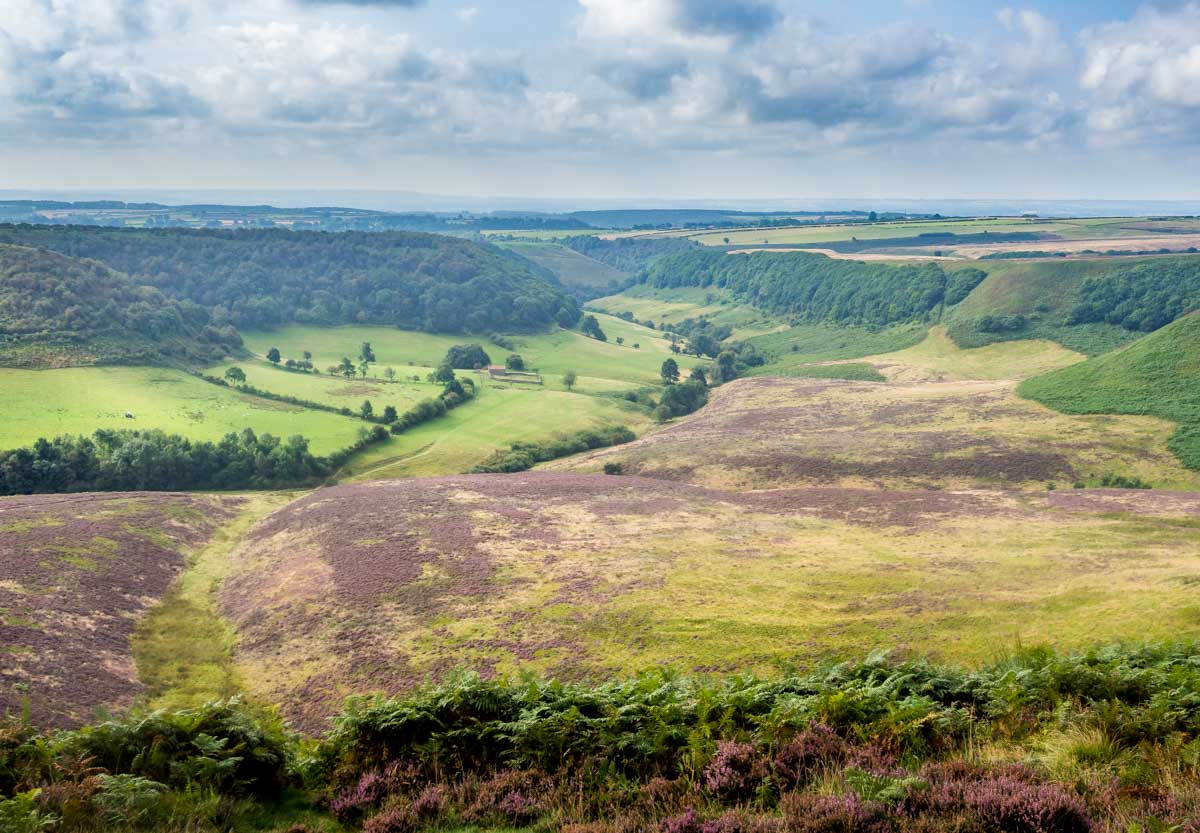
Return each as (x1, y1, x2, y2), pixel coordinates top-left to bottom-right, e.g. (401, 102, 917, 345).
(863, 326, 1085, 382)
(219, 474, 1200, 732)
(550, 375, 1200, 492)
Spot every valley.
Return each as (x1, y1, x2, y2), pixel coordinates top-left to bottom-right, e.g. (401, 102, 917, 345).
(4, 215, 1200, 832)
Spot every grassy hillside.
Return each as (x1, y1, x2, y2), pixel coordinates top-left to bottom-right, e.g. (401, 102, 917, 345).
(0, 244, 238, 367)
(340, 384, 652, 480)
(1020, 312, 1200, 468)
(945, 255, 1200, 354)
(0, 224, 579, 334)
(551, 375, 1200, 491)
(0, 366, 365, 455)
(498, 240, 628, 292)
(243, 316, 703, 390)
(222, 474, 1200, 730)
(589, 285, 785, 338)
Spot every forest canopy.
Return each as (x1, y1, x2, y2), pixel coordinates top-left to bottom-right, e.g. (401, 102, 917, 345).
(638, 250, 986, 327)
(0, 225, 580, 334)
(0, 244, 240, 366)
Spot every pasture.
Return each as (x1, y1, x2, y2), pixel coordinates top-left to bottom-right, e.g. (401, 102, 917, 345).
(0, 366, 365, 455)
(215, 359, 442, 412)
(496, 240, 628, 288)
(340, 383, 652, 480)
(242, 315, 691, 390)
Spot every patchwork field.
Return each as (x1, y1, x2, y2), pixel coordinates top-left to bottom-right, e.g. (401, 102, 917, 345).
(220, 474, 1200, 731)
(616, 217, 1200, 259)
(0, 491, 241, 727)
(0, 366, 365, 454)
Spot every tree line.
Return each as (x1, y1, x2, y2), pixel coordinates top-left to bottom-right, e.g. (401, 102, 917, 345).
(1068, 257, 1200, 332)
(0, 429, 331, 494)
(638, 250, 987, 327)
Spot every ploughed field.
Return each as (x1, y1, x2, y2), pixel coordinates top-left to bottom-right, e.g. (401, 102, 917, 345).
(222, 473, 1200, 731)
(0, 492, 240, 727)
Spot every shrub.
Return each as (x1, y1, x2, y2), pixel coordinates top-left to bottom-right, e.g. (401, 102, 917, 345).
(604, 462, 624, 475)
(780, 792, 891, 833)
(703, 741, 767, 801)
(774, 725, 848, 790)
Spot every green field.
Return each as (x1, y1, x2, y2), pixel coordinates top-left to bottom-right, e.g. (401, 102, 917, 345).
(340, 382, 652, 480)
(1020, 312, 1200, 468)
(242, 317, 695, 390)
(213, 359, 442, 412)
(241, 324, 500, 372)
(624, 216, 1168, 247)
(496, 241, 627, 288)
(0, 366, 364, 454)
(588, 285, 784, 338)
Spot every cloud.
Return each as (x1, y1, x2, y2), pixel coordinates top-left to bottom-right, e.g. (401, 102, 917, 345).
(294, 0, 425, 6)
(457, 6, 479, 23)
(674, 0, 780, 39)
(1080, 2, 1200, 140)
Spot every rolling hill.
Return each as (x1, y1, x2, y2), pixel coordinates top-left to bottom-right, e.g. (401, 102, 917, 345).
(0, 225, 580, 334)
(1020, 312, 1200, 468)
(945, 254, 1200, 354)
(0, 244, 240, 367)
(497, 241, 628, 294)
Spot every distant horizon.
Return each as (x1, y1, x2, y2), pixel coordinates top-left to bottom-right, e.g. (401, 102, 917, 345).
(5, 189, 1200, 218)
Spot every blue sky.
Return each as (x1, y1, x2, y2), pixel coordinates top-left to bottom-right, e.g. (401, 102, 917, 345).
(1, 1, 1198, 201)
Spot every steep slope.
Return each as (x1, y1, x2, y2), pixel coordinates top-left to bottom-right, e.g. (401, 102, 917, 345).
(498, 241, 628, 294)
(0, 225, 580, 334)
(0, 244, 240, 367)
(637, 249, 986, 327)
(1020, 312, 1200, 468)
(0, 491, 240, 727)
(945, 255, 1200, 354)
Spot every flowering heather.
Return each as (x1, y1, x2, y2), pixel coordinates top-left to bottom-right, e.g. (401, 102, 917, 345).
(774, 725, 849, 790)
(550, 376, 1199, 493)
(780, 792, 891, 833)
(703, 740, 768, 800)
(330, 771, 389, 823)
(0, 491, 238, 728)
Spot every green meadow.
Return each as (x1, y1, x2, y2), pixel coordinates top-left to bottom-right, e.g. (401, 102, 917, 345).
(340, 382, 653, 480)
(0, 366, 363, 454)
(212, 359, 442, 412)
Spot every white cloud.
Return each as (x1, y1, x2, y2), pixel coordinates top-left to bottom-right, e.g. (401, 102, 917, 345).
(1080, 2, 1200, 140)
(0, 0, 1193, 170)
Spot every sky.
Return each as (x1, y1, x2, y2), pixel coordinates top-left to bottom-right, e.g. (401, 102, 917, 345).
(1, 0, 1199, 203)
